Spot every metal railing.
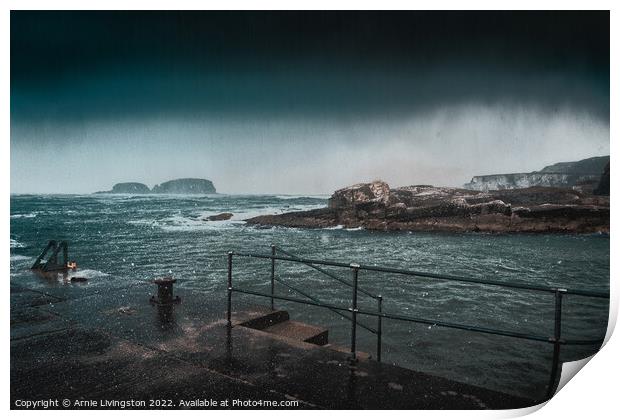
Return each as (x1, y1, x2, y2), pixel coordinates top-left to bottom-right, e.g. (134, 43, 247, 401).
(31, 240, 69, 272)
(226, 245, 609, 400)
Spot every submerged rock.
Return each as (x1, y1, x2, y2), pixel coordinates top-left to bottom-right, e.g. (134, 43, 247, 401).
(246, 181, 609, 234)
(205, 212, 233, 221)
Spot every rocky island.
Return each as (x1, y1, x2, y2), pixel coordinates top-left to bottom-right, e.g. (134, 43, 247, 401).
(105, 182, 151, 194)
(151, 178, 216, 194)
(246, 180, 609, 233)
(95, 178, 216, 194)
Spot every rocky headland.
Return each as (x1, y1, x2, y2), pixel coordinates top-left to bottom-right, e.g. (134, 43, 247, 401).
(464, 156, 609, 192)
(95, 178, 216, 194)
(246, 181, 609, 233)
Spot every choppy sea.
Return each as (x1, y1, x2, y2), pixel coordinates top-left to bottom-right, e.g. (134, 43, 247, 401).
(10, 193, 610, 400)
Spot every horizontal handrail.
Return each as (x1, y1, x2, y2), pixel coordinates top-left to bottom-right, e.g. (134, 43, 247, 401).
(232, 252, 609, 299)
(276, 247, 380, 300)
(233, 252, 357, 269)
(233, 286, 357, 317)
(231, 286, 602, 346)
(229, 246, 608, 400)
(355, 265, 609, 299)
(274, 275, 378, 334)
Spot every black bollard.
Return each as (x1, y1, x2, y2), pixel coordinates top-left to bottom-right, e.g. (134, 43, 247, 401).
(149, 277, 181, 305)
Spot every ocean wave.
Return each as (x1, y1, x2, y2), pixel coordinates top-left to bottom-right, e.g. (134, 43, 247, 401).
(160, 214, 244, 232)
(230, 204, 325, 220)
(10, 255, 31, 262)
(496, 263, 524, 273)
(10, 238, 25, 248)
(11, 212, 36, 219)
(274, 195, 330, 200)
(321, 225, 364, 232)
(127, 219, 161, 226)
(132, 204, 327, 232)
(71, 269, 110, 278)
(127, 216, 225, 232)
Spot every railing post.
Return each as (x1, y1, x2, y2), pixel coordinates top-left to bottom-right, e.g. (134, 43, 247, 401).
(546, 288, 565, 400)
(271, 244, 276, 310)
(61, 241, 68, 267)
(227, 251, 233, 325)
(350, 263, 360, 361)
(377, 295, 383, 362)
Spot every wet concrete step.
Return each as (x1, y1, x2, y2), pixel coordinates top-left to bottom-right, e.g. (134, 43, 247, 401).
(233, 307, 290, 329)
(322, 343, 371, 360)
(262, 320, 329, 346)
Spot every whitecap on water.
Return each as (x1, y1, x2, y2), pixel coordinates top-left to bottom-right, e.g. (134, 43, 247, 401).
(160, 214, 244, 232)
(321, 225, 364, 232)
(10, 238, 25, 248)
(230, 204, 324, 221)
(10, 212, 37, 219)
(274, 195, 330, 200)
(71, 269, 110, 278)
(322, 225, 344, 230)
(133, 204, 326, 232)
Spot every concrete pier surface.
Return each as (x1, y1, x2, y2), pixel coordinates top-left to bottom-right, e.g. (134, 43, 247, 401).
(10, 272, 537, 410)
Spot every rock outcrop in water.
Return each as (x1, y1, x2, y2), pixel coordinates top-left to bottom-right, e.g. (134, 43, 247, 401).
(246, 180, 609, 233)
(95, 178, 216, 194)
(112, 182, 150, 194)
(464, 156, 609, 192)
(151, 178, 216, 194)
(96, 182, 151, 194)
(204, 212, 233, 221)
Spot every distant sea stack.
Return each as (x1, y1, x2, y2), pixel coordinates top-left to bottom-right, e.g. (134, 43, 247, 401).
(110, 182, 150, 194)
(464, 156, 609, 192)
(95, 178, 216, 194)
(151, 178, 216, 194)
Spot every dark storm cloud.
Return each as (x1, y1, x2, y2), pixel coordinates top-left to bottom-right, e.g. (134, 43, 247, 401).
(10, 11, 610, 194)
(11, 11, 610, 123)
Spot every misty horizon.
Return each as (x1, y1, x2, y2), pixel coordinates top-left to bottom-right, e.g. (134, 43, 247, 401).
(9, 124, 610, 195)
(11, 11, 609, 194)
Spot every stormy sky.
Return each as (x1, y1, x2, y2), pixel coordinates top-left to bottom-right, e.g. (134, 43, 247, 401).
(11, 11, 609, 194)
